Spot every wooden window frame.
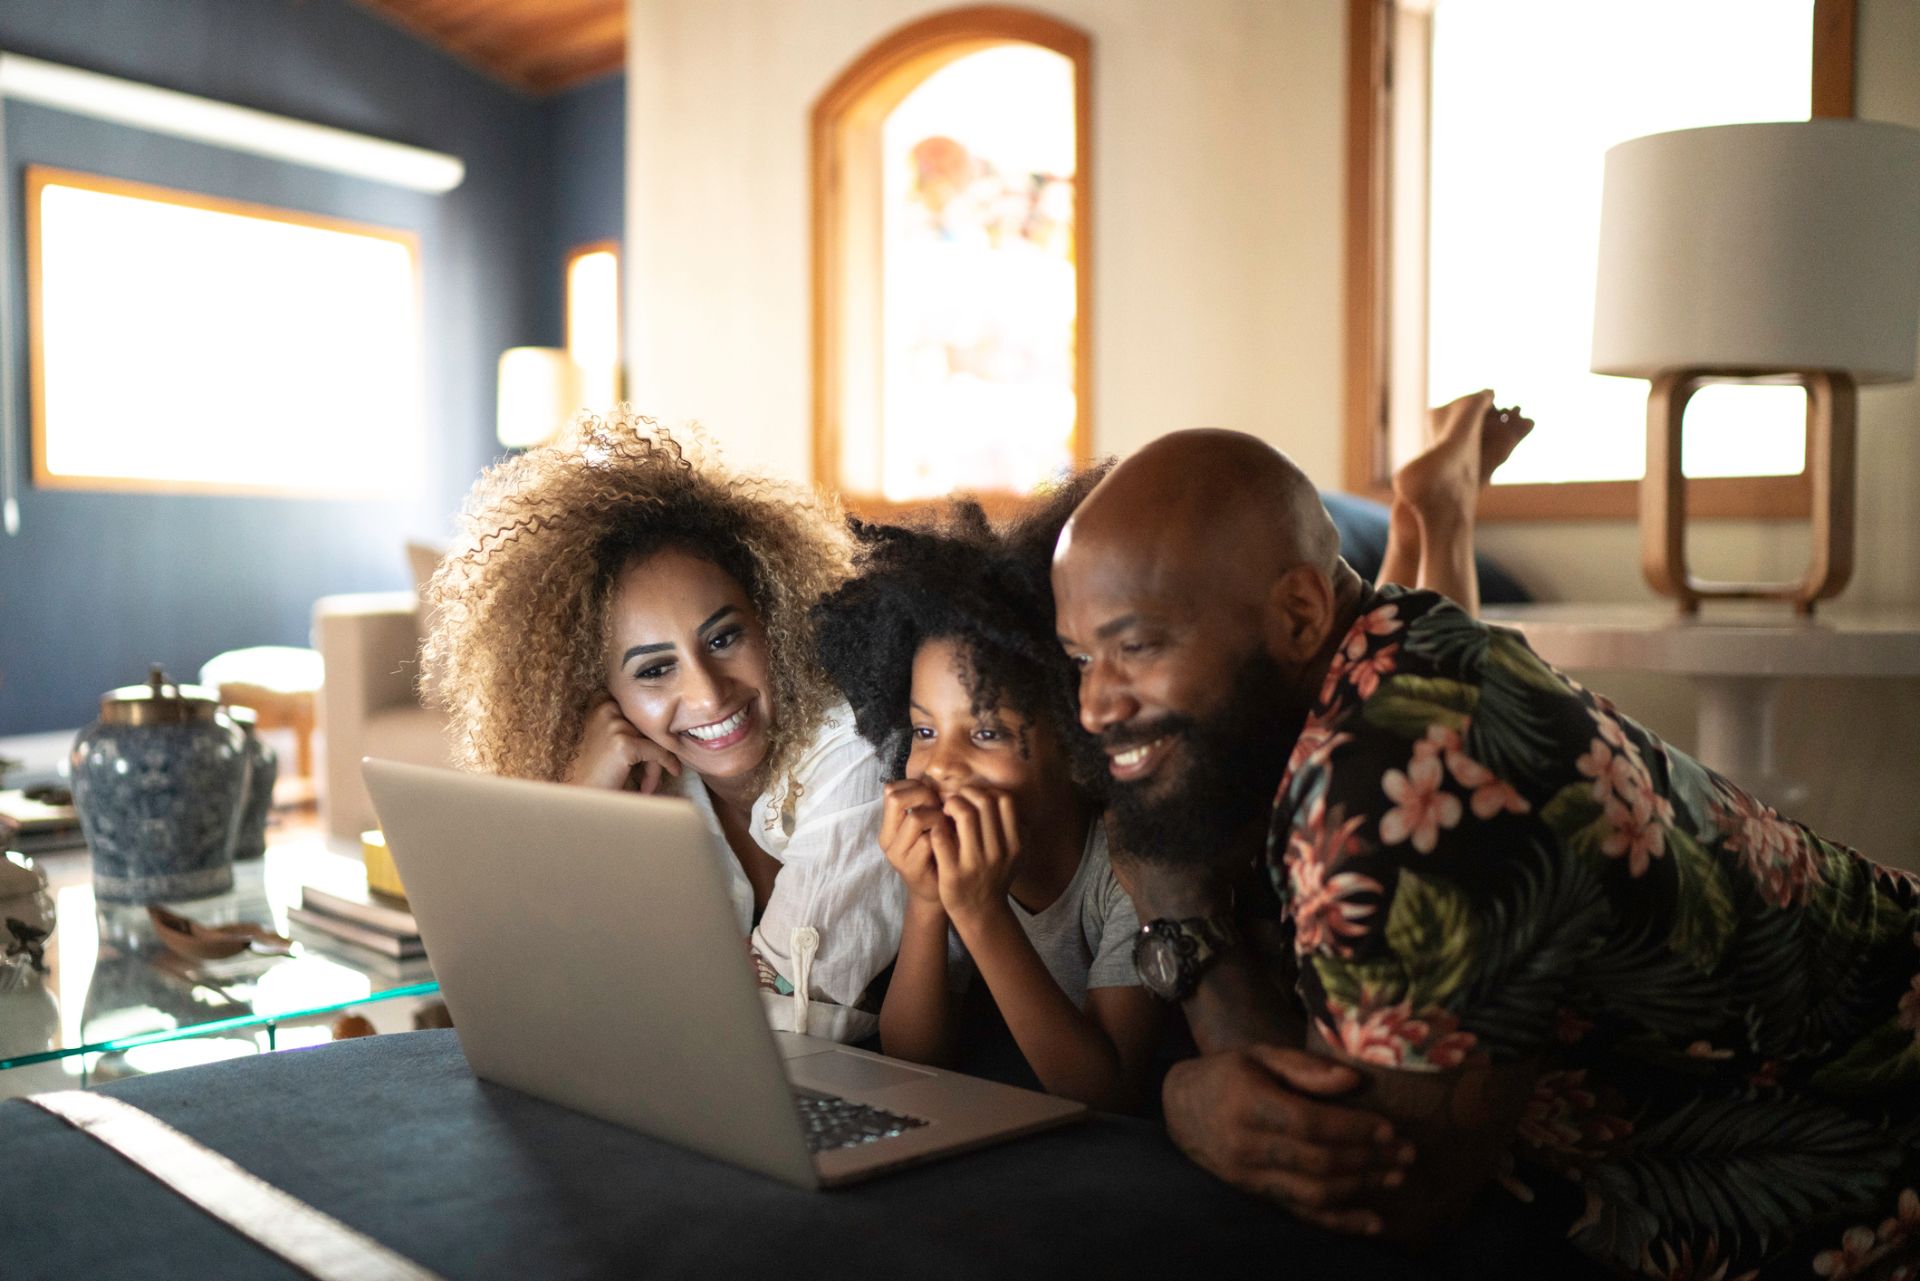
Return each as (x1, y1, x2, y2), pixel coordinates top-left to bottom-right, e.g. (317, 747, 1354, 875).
(1342, 0, 1856, 521)
(810, 4, 1092, 517)
(27, 165, 423, 499)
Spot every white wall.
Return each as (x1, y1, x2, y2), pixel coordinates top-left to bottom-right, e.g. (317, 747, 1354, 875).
(624, 0, 1346, 483)
(626, 0, 1920, 863)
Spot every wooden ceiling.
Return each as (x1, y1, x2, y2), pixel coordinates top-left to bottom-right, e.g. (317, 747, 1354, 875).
(356, 0, 625, 96)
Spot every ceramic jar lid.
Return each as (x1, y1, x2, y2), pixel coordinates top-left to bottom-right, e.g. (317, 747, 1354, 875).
(100, 665, 222, 727)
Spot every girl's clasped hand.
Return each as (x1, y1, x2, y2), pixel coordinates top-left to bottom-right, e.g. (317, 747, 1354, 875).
(881, 778, 1023, 925)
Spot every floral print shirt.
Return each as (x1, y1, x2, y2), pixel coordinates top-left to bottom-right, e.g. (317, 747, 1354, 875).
(1268, 587, 1920, 1281)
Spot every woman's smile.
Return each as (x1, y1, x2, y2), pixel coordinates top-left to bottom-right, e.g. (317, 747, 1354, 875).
(681, 704, 755, 750)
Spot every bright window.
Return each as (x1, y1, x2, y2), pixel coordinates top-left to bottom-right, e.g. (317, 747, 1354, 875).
(813, 11, 1090, 507)
(1372, 1, 1826, 496)
(566, 242, 621, 413)
(1425, 0, 1811, 485)
(28, 167, 423, 497)
(878, 47, 1078, 501)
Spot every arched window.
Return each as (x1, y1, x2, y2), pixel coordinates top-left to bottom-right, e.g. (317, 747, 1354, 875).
(813, 7, 1091, 508)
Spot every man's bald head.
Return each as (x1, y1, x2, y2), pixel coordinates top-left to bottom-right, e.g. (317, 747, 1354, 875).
(1056, 429, 1342, 614)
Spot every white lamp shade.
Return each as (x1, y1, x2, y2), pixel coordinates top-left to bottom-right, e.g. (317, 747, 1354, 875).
(1592, 120, 1920, 383)
(496, 347, 583, 449)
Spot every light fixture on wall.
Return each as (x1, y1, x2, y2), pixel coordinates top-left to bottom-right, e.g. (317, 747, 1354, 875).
(0, 52, 465, 192)
(495, 349, 627, 450)
(1591, 119, 1920, 615)
(496, 348, 583, 450)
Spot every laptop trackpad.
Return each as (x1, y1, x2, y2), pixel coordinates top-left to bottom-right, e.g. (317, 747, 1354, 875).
(788, 1049, 935, 1094)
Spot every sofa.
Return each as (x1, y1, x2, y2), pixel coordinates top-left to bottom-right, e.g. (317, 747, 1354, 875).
(312, 590, 451, 841)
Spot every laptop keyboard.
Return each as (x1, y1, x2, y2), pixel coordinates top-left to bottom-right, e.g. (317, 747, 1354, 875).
(793, 1089, 929, 1153)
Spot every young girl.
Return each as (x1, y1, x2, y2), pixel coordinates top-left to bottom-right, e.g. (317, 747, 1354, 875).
(813, 483, 1161, 1112)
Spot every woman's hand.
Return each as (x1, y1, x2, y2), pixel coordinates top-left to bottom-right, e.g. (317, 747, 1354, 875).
(881, 779, 946, 905)
(565, 698, 682, 794)
(930, 785, 1021, 928)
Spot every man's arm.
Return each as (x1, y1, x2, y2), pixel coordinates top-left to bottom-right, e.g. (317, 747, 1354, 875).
(1120, 858, 1413, 1231)
(1308, 1027, 1541, 1245)
(1161, 1046, 1416, 1236)
(1179, 947, 1307, 1050)
(1117, 856, 1304, 1052)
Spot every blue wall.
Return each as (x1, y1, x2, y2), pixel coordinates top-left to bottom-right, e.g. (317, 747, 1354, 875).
(539, 72, 627, 348)
(0, 1, 624, 734)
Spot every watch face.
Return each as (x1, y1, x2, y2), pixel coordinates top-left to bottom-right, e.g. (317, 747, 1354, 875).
(1140, 936, 1184, 997)
(1135, 923, 1199, 1000)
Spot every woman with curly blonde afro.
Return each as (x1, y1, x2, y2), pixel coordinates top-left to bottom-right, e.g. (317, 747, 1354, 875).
(423, 409, 904, 1041)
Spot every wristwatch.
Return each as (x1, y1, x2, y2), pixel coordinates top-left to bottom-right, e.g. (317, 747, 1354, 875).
(1132, 915, 1239, 1002)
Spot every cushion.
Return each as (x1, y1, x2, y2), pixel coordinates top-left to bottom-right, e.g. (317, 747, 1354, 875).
(1321, 491, 1531, 604)
(405, 541, 443, 600)
(365, 705, 452, 769)
(406, 542, 446, 706)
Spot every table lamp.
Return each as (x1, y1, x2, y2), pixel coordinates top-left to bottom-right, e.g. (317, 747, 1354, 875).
(1591, 120, 1920, 615)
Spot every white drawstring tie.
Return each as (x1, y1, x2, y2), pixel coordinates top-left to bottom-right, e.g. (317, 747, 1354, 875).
(789, 925, 819, 1034)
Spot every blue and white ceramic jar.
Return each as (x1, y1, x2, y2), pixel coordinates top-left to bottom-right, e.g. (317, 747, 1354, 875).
(224, 705, 278, 862)
(71, 667, 250, 902)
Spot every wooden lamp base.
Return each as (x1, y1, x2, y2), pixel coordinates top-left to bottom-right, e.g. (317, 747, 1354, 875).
(1641, 369, 1856, 616)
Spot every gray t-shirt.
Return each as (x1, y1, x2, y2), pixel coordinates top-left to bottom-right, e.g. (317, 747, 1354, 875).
(950, 823, 1141, 1009)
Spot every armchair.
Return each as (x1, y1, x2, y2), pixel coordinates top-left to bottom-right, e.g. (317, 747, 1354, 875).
(311, 591, 451, 841)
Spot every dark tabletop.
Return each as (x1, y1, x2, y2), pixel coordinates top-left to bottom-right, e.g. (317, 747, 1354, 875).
(1, 1029, 1598, 1280)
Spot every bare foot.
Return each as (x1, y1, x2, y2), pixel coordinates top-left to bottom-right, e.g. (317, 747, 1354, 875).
(1391, 390, 1534, 612)
(1396, 390, 1536, 512)
(1394, 389, 1493, 518)
(1480, 402, 1534, 484)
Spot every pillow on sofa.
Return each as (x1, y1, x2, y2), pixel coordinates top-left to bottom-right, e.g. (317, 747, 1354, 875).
(406, 541, 443, 602)
(1320, 491, 1531, 605)
(406, 541, 447, 706)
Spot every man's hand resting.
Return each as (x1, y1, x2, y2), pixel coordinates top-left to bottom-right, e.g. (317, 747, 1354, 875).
(1162, 1046, 1414, 1236)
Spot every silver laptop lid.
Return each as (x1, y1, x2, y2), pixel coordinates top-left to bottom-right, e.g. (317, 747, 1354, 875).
(361, 758, 818, 1188)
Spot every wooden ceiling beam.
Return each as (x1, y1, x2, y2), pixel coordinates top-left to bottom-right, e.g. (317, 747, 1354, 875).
(404, 0, 523, 23)
(443, 0, 608, 46)
(492, 10, 626, 80)
(523, 50, 625, 96)
(354, 0, 625, 96)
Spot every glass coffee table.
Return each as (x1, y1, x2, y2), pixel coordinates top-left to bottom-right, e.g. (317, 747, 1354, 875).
(0, 826, 441, 1096)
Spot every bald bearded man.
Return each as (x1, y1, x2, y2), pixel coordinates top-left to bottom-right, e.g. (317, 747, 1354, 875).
(1052, 429, 1920, 1280)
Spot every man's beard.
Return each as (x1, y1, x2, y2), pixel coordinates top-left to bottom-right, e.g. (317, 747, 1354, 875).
(1103, 649, 1303, 870)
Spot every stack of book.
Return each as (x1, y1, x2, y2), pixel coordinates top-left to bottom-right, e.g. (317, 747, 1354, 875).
(288, 885, 425, 961)
(0, 787, 87, 856)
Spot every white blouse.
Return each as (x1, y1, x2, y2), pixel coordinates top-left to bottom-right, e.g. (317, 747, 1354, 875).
(680, 705, 902, 1042)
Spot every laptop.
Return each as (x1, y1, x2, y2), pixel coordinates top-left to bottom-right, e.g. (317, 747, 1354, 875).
(361, 758, 1086, 1189)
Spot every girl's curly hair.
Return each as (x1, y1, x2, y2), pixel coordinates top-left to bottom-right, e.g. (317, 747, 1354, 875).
(421, 410, 851, 790)
(811, 466, 1110, 790)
